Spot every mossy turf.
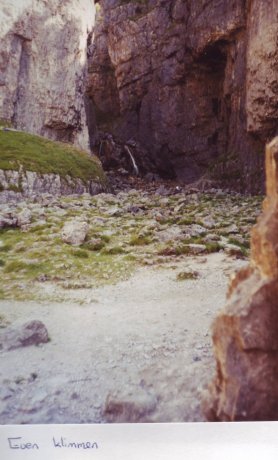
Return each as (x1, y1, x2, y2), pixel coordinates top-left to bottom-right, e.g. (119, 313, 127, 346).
(0, 190, 263, 302)
(0, 224, 135, 301)
(0, 130, 107, 184)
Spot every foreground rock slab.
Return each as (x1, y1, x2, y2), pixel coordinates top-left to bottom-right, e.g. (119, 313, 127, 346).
(204, 137, 278, 421)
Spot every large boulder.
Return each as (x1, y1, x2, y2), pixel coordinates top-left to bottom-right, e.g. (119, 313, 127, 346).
(0, 320, 49, 351)
(61, 220, 89, 246)
(204, 137, 278, 421)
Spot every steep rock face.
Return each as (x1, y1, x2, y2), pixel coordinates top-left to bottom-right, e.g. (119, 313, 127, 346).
(0, 0, 95, 150)
(246, 0, 278, 139)
(204, 137, 278, 421)
(87, 0, 277, 191)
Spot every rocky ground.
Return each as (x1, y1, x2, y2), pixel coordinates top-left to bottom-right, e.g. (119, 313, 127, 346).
(0, 175, 262, 423)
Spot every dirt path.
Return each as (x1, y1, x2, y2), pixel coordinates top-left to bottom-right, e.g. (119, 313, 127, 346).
(0, 253, 246, 424)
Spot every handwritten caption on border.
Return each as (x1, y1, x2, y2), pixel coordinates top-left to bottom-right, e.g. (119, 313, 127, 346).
(8, 436, 99, 451)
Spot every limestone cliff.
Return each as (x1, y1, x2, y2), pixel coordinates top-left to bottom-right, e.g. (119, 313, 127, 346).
(204, 137, 278, 421)
(1, 0, 277, 192)
(0, 0, 95, 151)
(87, 0, 278, 192)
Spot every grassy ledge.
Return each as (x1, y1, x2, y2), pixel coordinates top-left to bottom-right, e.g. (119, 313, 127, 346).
(0, 129, 107, 185)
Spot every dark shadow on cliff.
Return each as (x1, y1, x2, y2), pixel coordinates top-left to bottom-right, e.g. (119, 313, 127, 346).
(84, 0, 278, 194)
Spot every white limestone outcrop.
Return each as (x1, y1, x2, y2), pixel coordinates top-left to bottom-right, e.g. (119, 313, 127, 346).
(0, 0, 95, 151)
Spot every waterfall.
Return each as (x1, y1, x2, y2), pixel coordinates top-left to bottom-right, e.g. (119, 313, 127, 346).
(124, 146, 139, 176)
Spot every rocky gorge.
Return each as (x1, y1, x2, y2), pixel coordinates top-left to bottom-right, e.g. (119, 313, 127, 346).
(88, 0, 277, 193)
(0, 0, 278, 423)
(1, 0, 277, 192)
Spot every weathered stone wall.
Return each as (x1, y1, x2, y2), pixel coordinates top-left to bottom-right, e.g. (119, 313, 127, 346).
(87, 0, 278, 192)
(204, 137, 278, 421)
(0, 168, 106, 204)
(0, 0, 95, 151)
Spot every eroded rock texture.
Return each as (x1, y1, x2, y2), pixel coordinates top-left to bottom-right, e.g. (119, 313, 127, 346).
(87, 0, 278, 191)
(0, 169, 105, 204)
(0, 0, 95, 150)
(204, 137, 278, 421)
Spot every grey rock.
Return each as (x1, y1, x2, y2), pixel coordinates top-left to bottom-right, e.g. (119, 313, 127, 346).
(221, 224, 239, 235)
(187, 244, 207, 255)
(187, 224, 207, 237)
(0, 169, 106, 203)
(61, 220, 89, 246)
(201, 217, 216, 229)
(155, 186, 170, 196)
(156, 226, 184, 243)
(105, 207, 122, 217)
(0, 320, 49, 351)
(17, 208, 32, 227)
(203, 234, 221, 242)
(0, 213, 17, 228)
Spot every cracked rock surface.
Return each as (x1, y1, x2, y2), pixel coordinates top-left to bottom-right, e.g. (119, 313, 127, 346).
(0, 0, 95, 150)
(88, 0, 277, 192)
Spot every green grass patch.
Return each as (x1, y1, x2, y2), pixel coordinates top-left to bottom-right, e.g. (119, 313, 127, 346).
(205, 242, 223, 253)
(124, 254, 137, 261)
(0, 130, 107, 185)
(176, 270, 199, 281)
(71, 249, 89, 258)
(0, 119, 13, 128)
(181, 236, 205, 245)
(178, 217, 195, 225)
(82, 240, 105, 251)
(129, 234, 152, 246)
(228, 237, 250, 249)
(3, 260, 43, 274)
(101, 246, 126, 255)
(7, 183, 23, 193)
(28, 223, 52, 233)
(158, 244, 190, 256)
(227, 238, 249, 257)
(0, 244, 12, 252)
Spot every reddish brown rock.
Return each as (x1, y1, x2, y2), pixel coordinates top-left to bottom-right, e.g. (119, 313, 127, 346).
(204, 137, 278, 421)
(87, 0, 277, 192)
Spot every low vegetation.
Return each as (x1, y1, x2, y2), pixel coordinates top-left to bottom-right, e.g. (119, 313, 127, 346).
(0, 187, 263, 301)
(0, 129, 107, 185)
(176, 270, 199, 281)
